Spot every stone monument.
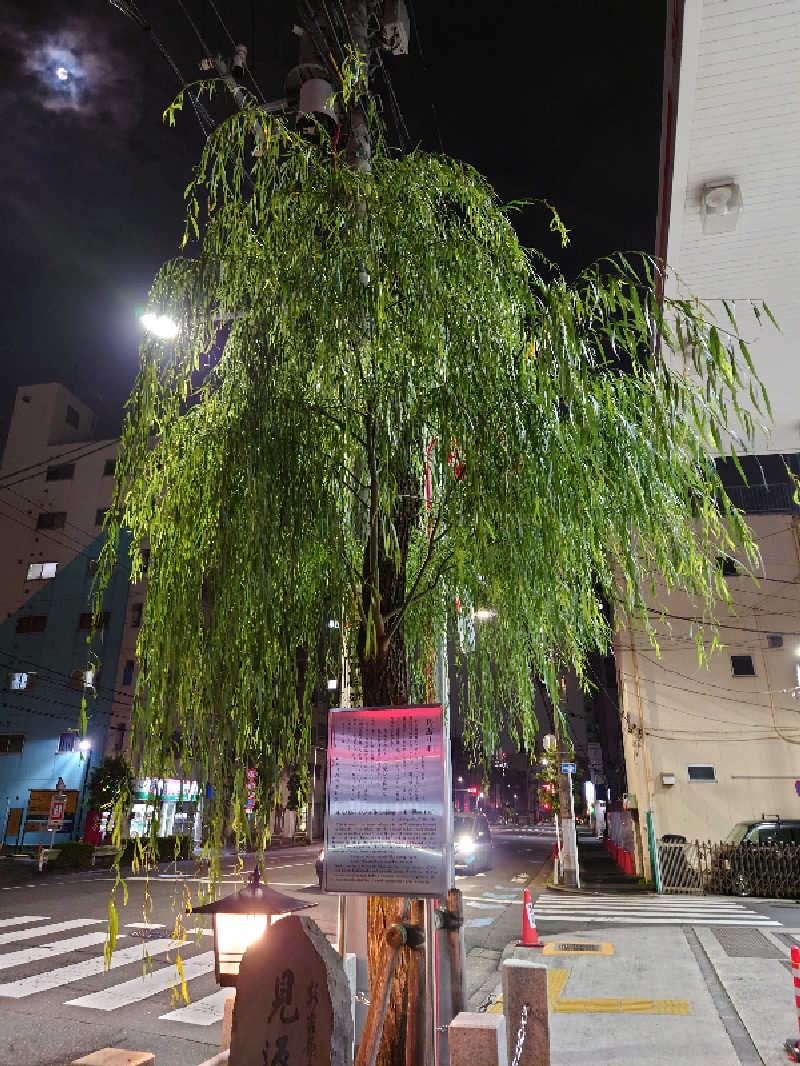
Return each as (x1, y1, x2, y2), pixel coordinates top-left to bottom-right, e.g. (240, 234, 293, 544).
(229, 915, 354, 1066)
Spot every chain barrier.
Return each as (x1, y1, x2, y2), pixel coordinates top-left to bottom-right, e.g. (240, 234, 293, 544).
(510, 1002, 529, 1066)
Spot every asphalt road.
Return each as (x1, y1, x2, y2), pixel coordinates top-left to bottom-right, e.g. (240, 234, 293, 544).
(0, 831, 552, 1066)
(0, 826, 795, 1065)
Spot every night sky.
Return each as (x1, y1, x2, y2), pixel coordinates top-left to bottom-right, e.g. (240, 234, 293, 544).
(0, 1, 665, 446)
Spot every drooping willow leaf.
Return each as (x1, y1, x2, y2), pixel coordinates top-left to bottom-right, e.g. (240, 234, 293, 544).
(95, 76, 768, 885)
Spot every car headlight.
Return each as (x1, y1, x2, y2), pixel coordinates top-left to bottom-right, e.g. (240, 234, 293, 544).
(455, 835, 475, 856)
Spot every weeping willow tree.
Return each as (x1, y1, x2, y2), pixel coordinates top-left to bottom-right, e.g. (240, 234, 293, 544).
(93, 56, 770, 1059)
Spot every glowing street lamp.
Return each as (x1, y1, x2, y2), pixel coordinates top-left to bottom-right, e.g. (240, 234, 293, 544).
(191, 866, 312, 986)
(140, 312, 180, 340)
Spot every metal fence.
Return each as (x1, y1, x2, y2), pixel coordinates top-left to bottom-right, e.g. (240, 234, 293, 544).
(657, 840, 800, 898)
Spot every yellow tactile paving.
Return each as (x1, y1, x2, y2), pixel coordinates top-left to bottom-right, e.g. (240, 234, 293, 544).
(487, 968, 691, 1016)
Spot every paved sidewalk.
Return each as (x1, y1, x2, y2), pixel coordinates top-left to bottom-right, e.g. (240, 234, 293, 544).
(490, 919, 800, 1066)
(547, 832, 646, 894)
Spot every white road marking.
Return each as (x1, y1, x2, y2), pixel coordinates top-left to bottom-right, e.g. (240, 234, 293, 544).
(0, 932, 112, 972)
(464, 901, 504, 911)
(0, 917, 50, 930)
(0, 919, 105, 947)
(0, 937, 181, 999)
(66, 952, 215, 1010)
(160, 987, 234, 1025)
(125, 923, 166, 930)
(465, 917, 495, 928)
(534, 915, 782, 925)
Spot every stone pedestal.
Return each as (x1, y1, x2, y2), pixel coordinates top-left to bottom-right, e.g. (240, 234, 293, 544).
(502, 960, 549, 1066)
(229, 915, 353, 1066)
(449, 1012, 507, 1066)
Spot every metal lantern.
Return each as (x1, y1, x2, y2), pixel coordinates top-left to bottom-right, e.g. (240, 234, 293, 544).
(191, 865, 313, 986)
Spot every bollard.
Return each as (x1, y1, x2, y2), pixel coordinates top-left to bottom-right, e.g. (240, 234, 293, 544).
(502, 960, 549, 1066)
(785, 945, 800, 1062)
(449, 1013, 507, 1066)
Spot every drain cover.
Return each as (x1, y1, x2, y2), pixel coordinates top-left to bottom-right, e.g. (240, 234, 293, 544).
(711, 928, 784, 959)
(543, 941, 614, 955)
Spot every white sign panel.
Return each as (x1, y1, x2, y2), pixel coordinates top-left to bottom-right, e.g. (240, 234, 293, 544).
(324, 705, 447, 897)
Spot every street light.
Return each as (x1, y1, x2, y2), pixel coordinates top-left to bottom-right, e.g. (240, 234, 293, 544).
(192, 866, 313, 986)
(140, 312, 180, 340)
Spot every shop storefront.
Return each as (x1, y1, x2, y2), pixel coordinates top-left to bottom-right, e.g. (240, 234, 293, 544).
(130, 778, 202, 840)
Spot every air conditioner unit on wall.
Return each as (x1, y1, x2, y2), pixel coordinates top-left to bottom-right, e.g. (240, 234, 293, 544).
(661, 773, 676, 787)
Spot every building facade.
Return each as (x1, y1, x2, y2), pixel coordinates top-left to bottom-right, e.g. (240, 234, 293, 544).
(617, 0, 800, 870)
(0, 384, 136, 847)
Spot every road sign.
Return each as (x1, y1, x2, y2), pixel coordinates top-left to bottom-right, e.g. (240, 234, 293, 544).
(324, 704, 448, 897)
(561, 762, 576, 775)
(47, 792, 67, 831)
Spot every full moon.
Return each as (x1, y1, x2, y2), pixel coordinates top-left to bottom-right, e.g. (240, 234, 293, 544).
(56, 66, 69, 81)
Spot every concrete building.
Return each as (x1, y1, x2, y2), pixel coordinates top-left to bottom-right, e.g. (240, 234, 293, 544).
(617, 0, 800, 868)
(0, 384, 136, 847)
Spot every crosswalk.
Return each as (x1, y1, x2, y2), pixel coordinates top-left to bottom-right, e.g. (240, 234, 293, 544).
(532, 893, 782, 926)
(0, 914, 229, 1025)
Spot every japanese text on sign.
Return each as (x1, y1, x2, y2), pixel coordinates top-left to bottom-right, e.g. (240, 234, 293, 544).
(325, 705, 447, 897)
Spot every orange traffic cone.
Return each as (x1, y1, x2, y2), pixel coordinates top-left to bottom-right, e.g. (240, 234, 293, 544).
(517, 888, 544, 948)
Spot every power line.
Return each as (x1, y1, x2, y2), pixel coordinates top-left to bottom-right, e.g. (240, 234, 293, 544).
(0, 648, 134, 709)
(406, 0, 444, 153)
(205, 0, 268, 103)
(0, 439, 115, 490)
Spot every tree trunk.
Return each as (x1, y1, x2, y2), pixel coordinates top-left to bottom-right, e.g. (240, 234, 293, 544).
(358, 481, 419, 1066)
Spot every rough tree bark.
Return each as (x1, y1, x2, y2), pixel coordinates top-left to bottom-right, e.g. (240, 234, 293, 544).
(358, 472, 420, 1066)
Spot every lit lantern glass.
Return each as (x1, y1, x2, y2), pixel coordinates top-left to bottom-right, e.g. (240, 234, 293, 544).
(192, 868, 310, 987)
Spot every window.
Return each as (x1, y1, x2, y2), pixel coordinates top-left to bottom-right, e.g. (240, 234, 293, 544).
(0, 734, 24, 755)
(95, 508, 108, 527)
(87, 558, 99, 577)
(16, 615, 47, 634)
(6, 671, 35, 691)
(103, 458, 116, 477)
(46, 463, 75, 481)
(66, 405, 80, 429)
(58, 733, 76, 753)
(716, 555, 739, 577)
(122, 660, 135, 686)
(131, 603, 143, 627)
(68, 668, 97, 691)
(731, 654, 756, 677)
(687, 764, 716, 782)
(36, 511, 66, 530)
(78, 611, 110, 631)
(26, 561, 58, 581)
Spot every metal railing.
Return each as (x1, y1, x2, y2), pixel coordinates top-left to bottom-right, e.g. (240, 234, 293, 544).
(658, 840, 800, 898)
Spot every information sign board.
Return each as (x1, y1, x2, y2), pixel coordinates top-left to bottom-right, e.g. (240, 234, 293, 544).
(324, 705, 447, 897)
(47, 793, 67, 830)
(561, 761, 577, 775)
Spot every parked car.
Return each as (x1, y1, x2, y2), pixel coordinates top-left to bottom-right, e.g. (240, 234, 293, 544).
(454, 812, 493, 872)
(710, 819, 800, 897)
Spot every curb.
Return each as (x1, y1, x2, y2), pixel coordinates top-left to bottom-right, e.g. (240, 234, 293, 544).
(544, 880, 650, 897)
